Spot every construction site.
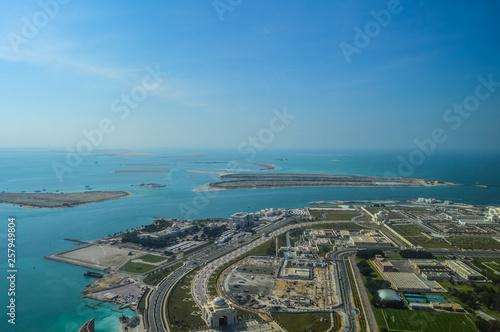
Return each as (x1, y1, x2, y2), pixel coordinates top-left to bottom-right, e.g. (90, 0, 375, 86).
(220, 251, 339, 314)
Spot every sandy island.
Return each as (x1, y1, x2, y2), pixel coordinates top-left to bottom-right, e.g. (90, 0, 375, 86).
(113, 170, 169, 174)
(135, 183, 166, 188)
(191, 162, 280, 171)
(194, 173, 456, 191)
(0, 191, 131, 209)
(123, 163, 169, 166)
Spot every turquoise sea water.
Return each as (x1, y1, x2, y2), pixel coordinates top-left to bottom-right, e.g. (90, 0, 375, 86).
(0, 148, 499, 331)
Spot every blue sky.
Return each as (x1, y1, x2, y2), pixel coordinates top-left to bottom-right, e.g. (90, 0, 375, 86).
(0, 0, 499, 150)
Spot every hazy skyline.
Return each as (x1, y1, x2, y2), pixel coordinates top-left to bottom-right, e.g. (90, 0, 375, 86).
(1, 1, 499, 151)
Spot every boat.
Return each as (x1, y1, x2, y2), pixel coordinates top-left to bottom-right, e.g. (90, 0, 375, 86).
(83, 271, 104, 278)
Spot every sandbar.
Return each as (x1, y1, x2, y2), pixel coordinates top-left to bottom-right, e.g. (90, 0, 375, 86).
(0, 191, 131, 209)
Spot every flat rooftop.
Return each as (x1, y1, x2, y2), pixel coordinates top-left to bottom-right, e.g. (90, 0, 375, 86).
(385, 272, 431, 292)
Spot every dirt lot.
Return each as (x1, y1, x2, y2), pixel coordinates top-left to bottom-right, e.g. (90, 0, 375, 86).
(223, 257, 338, 312)
(55, 245, 144, 270)
(87, 281, 146, 307)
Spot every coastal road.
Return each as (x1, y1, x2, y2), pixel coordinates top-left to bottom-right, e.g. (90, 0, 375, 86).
(147, 217, 295, 331)
(147, 262, 196, 332)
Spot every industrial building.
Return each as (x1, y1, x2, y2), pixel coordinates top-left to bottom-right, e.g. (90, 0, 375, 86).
(445, 260, 485, 281)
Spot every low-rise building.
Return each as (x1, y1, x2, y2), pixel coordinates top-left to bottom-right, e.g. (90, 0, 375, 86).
(430, 302, 465, 312)
(445, 260, 485, 281)
(421, 271, 451, 282)
(486, 207, 500, 223)
(409, 259, 449, 274)
(339, 230, 350, 238)
(229, 212, 255, 229)
(138, 222, 196, 240)
(348, 232, 392, 247)
(374, 255, 394, 272)
(384, 272, 431, 292)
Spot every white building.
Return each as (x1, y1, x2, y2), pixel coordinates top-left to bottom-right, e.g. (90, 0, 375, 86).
(486, 207, 500, 223)
(137, 222, 196, 240)
(229, 212, 254, 229)
(202, 297, 237, 328)
(417, 197, 441, 204)
(374, 211, 389, 225)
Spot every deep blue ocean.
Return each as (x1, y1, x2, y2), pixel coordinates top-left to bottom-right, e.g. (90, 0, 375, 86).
(0, 148, 499, 331)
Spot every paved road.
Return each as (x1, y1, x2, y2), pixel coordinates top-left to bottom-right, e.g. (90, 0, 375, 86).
(331, 250, 359, 332)
(147, 213, 499, 332)
(192, 218, 367, 307)
(349, 254, 379, 332)
(147, 263, 196, 332)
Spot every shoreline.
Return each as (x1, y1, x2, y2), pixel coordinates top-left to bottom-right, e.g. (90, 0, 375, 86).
(0, 191, 132, 209)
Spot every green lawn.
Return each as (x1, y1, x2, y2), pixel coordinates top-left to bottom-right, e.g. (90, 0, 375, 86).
(137, 288, 151, 314)
(384, 254, 403, 259)
(364, 207, 386, 214)
(308, 210, 361, 221)
(389, 224, 453, 249)
(381, 309, 477, 332)
(144, 262, 184, 286)
(139, 254, 168, 263)
(308, 222, 364, 230)
(364, 207, 402, 220)
(439, 281, 474, 292)
(120, 261, 157, 274)
(356, 258, 388, 329)
(448, 237, 500, 251)
(272, 312, 331, 332)
(474, 257, 500, 273)
(167, 269, 205, 331)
